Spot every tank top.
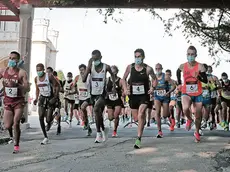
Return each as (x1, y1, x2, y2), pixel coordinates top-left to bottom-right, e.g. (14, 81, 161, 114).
(91, 63, 106, 96)
(77, 75, 90, 100)
(201, 82, 211, 99)
(3, 67, 23, 99)
(130, 63, 149, 96)
(207, 74, 217, 98)
(74, 94, 79, 104)
(106, 77, 122, 101)
(182, 62, 202, 96)
(64, 80, 75, 100)
(221, 80, 230, 100)
(154, 73, 168, 97)
(37, 73, 52, 97)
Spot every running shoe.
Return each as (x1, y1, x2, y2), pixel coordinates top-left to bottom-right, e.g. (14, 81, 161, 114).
(8, 137, 13, 144)
(156, 131, 163, 138)
(112, 131, 118, 137)
(134, 138, 141, 149)
(185, 119, 193, 131)
(41, 138, 49, 145)
(87, 127, 92, 136)
(95, 132, 103, 143)
(194, 132, 200, 142)
(13, 146, 19, 154)
(102, 127, 109, 142)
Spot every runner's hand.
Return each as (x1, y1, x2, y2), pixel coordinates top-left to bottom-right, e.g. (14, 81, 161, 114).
(124, 88, 130, 96)
(49, 97, 57, 105)
(148, 87, 154, 94)
(33, 99, 37, 105)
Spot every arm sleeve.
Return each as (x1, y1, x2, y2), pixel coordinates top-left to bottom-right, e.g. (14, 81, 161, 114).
(197, 72, 208, 83)
(176, 68, 182, 85)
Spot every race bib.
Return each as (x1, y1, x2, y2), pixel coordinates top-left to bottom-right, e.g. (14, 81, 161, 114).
(79, 90, 88, 97)
(186, 84, 198, 93)
(211, 91, 217, 98)
(39, 86, 50, 96)
(109, 93, 118, 101)
(171, 92, 176, 98)
(5, 87, 17, 98)
(132, 85, 145, 95)
(92, 81, 104, 95)
(155, 90, 166, 96)
(202, 90, 210, 98)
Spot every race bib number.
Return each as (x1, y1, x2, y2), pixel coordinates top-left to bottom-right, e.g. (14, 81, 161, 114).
(109, 93, 118, 101)
(132, 85, 145, 95)
(39, 86, 50, 96)
(186, 84, 198, 93)
(202, 90, 210, 98)
(5, 87, 17, 98)
(171, 92, 176, 98)
(211, 91, 217, 98)
(155, 90, 166, 96)
(79, 91, 88, 97)
(92, 81, 104, 95)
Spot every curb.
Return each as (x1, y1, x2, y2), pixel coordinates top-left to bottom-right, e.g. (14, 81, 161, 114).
(0, 137, 10, 144)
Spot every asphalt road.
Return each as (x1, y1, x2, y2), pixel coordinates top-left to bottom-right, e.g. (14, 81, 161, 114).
(0, 115, 230, 172)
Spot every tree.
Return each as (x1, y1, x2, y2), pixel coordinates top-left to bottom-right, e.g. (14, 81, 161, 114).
(43, 0, 230, 66)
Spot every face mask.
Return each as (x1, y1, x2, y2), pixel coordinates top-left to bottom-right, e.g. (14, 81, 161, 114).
(156, 71, 162, 75)
(223, 79, 228, 83)
(37, 71, 44, 77)
(67, 77, 72, 81)
(135, 57, 143, 65)
(94, 60, 101, 66)
(8, 59, 17, 67)
(187, 56, 195, 63)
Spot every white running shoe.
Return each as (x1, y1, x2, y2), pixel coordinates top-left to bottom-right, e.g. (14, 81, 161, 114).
(41, 138, 49, 145)
(95, 132, 103, 143)
(69, 122, 72, 128)
(102, 127, 109, 142)
(8, 137, 13, 144)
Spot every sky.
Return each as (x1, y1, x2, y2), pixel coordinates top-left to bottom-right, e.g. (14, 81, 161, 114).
(34, 8, 230, 80)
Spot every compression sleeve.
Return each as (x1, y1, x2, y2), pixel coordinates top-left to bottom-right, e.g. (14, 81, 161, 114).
(176, 68, 182, 85)
(198, 72, 208, 83)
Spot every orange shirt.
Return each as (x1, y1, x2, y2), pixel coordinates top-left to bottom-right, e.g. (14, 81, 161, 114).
(182, 62, 202, 96)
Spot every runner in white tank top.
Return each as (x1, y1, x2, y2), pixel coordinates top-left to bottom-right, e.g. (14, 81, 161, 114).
(62, 72, 78, 128)
(72, 64, 92, 136)
(82, 50, 117, 143)
(34, 63, 60, 145)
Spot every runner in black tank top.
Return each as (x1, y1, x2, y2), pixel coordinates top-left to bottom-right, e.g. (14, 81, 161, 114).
(105, 66, 123, 137)
(129, 63, 149, 109)
(122, 49, 157, 149)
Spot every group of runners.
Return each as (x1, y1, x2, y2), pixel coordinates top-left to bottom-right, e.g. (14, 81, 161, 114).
(1, 45, 230, 154)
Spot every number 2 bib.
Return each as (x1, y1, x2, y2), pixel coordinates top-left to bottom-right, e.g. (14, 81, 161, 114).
(5, 87, 18, 98)
(186, 84, 198, 94)
(132, 85, 145, 95)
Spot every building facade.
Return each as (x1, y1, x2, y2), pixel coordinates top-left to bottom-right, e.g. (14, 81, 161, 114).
(0, 10, 59, 99)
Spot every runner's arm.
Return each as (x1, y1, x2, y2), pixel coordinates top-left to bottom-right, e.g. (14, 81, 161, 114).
(0, 68, 6, 79)
(176, 64, 183, 85)
(198, 64, 208, 83)
(34, 77, 40, 101)
(49, 74, 60, 98)
(106, 65, 116, 88)
(148, 66, 158, 88)
(82, 58, 93, 82)
(21, 70, 30, 93)
(167, 78, 176, 94)
(122, 65, 131, 92)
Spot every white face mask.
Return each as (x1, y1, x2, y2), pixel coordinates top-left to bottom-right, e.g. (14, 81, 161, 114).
(67, 77, 72, 81)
